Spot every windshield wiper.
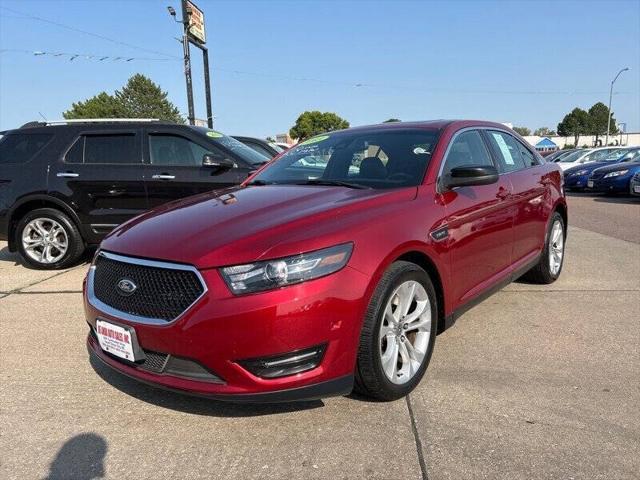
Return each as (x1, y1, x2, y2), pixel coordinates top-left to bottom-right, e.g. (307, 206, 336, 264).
(246, 179, 273, 186)
(297, 179, 371, 189)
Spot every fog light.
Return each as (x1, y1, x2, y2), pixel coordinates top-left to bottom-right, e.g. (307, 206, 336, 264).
(239, 344, 326, 379)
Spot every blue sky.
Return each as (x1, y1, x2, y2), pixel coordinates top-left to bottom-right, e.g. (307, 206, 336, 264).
(1, 0, 639, 137)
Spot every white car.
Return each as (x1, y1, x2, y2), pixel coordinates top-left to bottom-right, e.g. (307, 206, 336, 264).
(557, 147, 625, 171)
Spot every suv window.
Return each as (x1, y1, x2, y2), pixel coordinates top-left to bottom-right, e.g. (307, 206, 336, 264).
(149, 133, 215, 166)
(486, 131, 527, 172)
(244, 142, 274, 159)
(0, 133, 53, 164)
(442, 130, 493, 176)
(81, 134, 139, 164)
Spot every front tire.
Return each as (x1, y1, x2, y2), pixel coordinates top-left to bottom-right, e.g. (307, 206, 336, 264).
(355, 261, 437, 401)
(15, 208, 85, 270)
(521, 211, 565, 284)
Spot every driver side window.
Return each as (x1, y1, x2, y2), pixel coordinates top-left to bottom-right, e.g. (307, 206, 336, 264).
(149, 133, 215, 167)
(442, 130, 493, 176)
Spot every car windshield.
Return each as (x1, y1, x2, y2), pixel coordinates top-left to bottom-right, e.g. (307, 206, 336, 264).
(559, 150, 590, 162)
(193, 127, 270, 165)
(602, 148, 631, 162)
(250, 128, 439, 189)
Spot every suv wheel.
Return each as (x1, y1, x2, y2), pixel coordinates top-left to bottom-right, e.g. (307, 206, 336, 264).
(355, 261, 437, 401)
(521, 211, 565, 284)
(16, 208, 85, 270)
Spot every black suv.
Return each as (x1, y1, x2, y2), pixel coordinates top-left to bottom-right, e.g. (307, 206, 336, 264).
(0, 119, 270, 269)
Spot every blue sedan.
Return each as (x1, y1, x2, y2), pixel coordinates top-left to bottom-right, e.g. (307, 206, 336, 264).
(565, 147, 640, 191)
(587, 148, 640, 194)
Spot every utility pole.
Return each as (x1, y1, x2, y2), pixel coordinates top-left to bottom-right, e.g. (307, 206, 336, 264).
(605, 67, 629, 147)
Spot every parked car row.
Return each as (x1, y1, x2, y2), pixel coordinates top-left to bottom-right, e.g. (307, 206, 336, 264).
(561, 147, 640, 194)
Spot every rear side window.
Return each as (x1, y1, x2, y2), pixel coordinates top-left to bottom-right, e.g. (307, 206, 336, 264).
(83, 134, 138, 164)
(442, 130, 494, 176)
(486, 131, 527, 172)
(0, 133, 53, 164)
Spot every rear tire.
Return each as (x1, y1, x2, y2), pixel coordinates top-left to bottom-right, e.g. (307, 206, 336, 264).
(355, 261, 437, 401)
(15, 208, 85, 270)
(521, 211, 565, 284)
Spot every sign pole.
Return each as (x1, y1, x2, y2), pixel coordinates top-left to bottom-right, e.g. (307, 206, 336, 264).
(202, 47, 213, 128)
(181, 0, 195, 125)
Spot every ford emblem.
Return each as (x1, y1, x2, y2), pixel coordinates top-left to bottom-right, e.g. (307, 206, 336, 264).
(117, 278, 137, 296)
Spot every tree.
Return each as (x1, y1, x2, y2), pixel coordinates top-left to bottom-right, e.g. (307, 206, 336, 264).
(534, 127, 556, 136)
(289, 111, 349, 140)
(587, 102, 617, 145)
(513, 126, 531, 136)
(115, 74, 183, 123)
(63, 74, 183, 123)
(63, 92, 126, 119)
(557, 108, 589, 147)
(383, 118, 401, 123)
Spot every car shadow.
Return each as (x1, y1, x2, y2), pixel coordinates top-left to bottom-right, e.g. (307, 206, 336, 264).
(0, 245, 93, 270)
(89, 355, 325, 417)
(42, 432, 107, 480)
(592, 195, 639, 204)
(0, 245, 22, 266)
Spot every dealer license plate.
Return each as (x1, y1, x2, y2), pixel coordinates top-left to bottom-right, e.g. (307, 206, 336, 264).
(587, 180, 594, 188)
(96, 320, 137, 361)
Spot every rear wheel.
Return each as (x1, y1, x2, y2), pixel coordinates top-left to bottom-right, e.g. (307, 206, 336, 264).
(355, 261, 437, 401)
(521, 211, 565, 284)
(15, 208, 85, 270)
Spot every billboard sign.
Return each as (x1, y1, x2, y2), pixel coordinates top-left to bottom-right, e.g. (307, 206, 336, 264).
(186, 0, 206, 44)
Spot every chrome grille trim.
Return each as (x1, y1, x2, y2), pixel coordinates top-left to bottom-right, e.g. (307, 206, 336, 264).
(87, 250, 208, 325)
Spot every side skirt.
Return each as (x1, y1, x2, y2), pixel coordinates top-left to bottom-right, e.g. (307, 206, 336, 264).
(442, 253, 541, 332)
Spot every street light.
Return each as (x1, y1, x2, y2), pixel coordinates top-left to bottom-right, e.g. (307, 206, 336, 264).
(606, 67, 629, 147)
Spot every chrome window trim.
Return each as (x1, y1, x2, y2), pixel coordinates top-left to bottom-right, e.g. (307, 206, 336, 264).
(435, 126, 541, 194)
(87, 250, 208, 326)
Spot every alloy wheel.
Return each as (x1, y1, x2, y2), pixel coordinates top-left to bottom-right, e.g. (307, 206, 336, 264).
(378, 280, 431, 384)
(548, 219, 564, 276)
(21, 218, 69, 264)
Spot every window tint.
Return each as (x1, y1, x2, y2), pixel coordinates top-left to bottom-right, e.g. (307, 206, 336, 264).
(84, 134, 138, 164)
(0, 133, 53, 164)
(65, 138, 84, 164)
(149, 134, 212, 166)
(253, 129, 438, 189)
(486, 131, 526, 172)
(442, 130, 493, 176)
(245, 142, 274, 158)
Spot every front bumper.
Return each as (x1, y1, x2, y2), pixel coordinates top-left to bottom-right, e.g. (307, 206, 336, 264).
(587, 175, 631, 193)
(564, 174, 589, 189)
(84, 262, 370, 402)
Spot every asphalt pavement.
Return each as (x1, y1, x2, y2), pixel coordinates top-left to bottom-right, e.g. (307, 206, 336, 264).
(1, 195, 639, 480)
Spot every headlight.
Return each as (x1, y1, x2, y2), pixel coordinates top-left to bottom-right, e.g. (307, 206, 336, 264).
(571, 169, 589, 177)
(221, 243, 353, 294)
(603, 170, 629, 178)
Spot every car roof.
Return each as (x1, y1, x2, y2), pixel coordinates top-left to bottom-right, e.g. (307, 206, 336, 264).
(6, 120, 187, 135)
(324, 119, 513, 136)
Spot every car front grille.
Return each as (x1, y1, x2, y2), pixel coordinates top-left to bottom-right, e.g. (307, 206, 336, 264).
(91, 251, 206, 323)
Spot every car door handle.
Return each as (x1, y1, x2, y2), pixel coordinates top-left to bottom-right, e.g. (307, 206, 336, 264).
(151, 174, 176, 180)
(56, 172, 80, 178)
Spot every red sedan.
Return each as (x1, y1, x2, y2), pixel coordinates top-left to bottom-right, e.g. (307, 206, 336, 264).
(85, 120, 567, 402)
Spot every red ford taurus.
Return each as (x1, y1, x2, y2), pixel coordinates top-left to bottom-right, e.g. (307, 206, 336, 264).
(85, 120, 567, 402)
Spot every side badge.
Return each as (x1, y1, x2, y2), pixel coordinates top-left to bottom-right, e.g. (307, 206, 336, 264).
(430, 227, 449, 242)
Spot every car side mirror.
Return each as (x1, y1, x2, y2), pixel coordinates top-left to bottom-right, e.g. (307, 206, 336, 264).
(444, 165, 499, 189)
(202, 153, 235, 172)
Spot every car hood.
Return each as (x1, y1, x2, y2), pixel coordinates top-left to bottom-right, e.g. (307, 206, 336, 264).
(593, 162, 640, 175)
(565, 161, 612, 174)
(101, 185, 416, 268)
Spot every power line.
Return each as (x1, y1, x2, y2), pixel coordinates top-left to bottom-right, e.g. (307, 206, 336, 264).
(0, 6, 179, 59)
(0, 48, 177, 63)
